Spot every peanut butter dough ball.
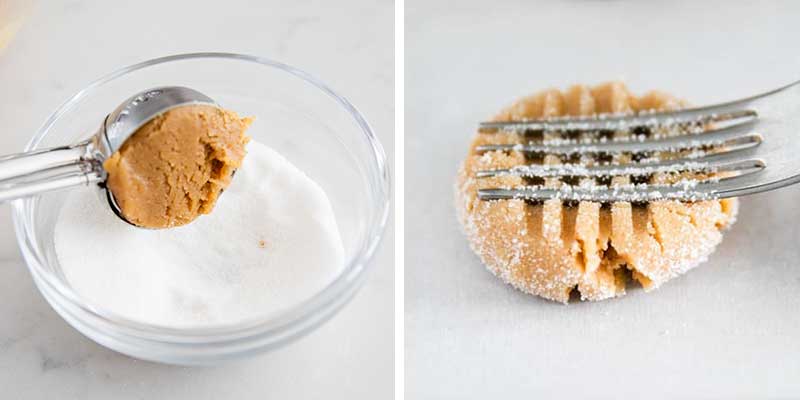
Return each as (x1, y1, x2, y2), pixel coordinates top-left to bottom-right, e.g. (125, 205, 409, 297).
(456, 82, 737, 303)
(103, 105, 253, 228)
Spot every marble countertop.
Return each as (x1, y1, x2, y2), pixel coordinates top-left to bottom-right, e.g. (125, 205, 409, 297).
(0, 1, 393, 399)
(406, 1, 800, 398)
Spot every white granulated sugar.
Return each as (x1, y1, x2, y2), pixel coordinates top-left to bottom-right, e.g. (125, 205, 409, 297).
(54, 141, 344, 327)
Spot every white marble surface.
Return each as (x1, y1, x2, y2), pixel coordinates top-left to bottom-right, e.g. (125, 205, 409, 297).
(406, 1, 800, 398)
(0, 0, 393, 399)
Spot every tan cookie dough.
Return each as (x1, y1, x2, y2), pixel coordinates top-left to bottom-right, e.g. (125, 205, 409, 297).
(104, 104, 253, 228)
(455, 82, 738, 303)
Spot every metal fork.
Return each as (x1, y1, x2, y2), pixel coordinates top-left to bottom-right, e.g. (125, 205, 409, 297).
(474, 81, 800, 203)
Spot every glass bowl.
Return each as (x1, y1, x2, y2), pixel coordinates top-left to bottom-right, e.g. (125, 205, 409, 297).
(11, 53, 390, 365)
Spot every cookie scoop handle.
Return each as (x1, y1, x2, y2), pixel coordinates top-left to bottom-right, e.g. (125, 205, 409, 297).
(0, 139, 103, 203)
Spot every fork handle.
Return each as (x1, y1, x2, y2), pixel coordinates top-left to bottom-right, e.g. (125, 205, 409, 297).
(0, 139, 102, 203)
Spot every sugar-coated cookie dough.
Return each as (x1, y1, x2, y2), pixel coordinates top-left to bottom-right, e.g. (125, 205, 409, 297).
(104, 105, 252, 228)
(456, 82, 737, 303)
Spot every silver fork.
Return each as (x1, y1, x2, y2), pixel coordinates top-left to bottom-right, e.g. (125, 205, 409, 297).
(474, 81, 800, 203)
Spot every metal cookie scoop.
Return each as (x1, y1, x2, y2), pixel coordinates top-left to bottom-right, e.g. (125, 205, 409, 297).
(0, 86, 216, 226)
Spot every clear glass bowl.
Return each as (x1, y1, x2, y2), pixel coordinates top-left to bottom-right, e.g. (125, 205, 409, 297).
(11, 53, 390, 365)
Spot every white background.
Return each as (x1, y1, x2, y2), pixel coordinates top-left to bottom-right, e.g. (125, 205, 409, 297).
(406, 1, 800, 398)
(0, 0, 393, 398)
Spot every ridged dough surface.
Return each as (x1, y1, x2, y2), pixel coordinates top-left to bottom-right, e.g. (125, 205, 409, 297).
(456, 82, 737, 303)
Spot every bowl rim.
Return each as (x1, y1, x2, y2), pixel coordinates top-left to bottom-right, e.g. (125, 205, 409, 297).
(11, 52, 391, 343)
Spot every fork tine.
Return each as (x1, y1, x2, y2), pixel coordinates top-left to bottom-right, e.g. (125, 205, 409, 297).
(475, 157, 765, 179)
(476, 173, 748, 202)
(474, 122, 761, 156)
(477, 185, 711, 203)
(478, 108, 757, 134)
